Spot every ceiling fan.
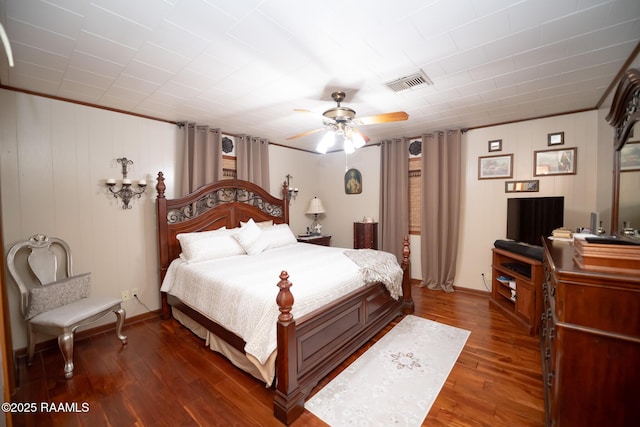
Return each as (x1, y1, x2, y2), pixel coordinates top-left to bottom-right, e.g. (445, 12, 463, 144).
(287, 91, 409, 153)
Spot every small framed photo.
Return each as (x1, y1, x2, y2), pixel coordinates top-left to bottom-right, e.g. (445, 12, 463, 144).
(534, 147, 577, 176)
(621, 141, 640, 172)
(478, 154, 513, 180)
(547, 132, 564, 146)
(488, 139, 502, 152)
(505, 180, 539, 193)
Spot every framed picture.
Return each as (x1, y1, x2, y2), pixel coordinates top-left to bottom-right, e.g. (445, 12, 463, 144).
(478, 154, 513, 180)
(534, 147, 577, 176)
(547, 132, 564, 146)
(488, 139, 502, 152)
(344, 168, 362, 194)
(505, 180, 539, 193)
(621, 141, 640, 172)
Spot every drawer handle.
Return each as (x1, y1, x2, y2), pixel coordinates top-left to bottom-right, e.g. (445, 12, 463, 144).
(547, 372, 554, 388)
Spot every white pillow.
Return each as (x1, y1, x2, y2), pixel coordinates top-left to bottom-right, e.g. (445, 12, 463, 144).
(263, 223, 297, 249)
(177, 228, 245, 262)
(240, 219, 273, 229)
(234, 219, 269, 255)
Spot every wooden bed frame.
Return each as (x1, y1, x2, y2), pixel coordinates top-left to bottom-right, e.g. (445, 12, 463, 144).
(155, 172, 414, 424)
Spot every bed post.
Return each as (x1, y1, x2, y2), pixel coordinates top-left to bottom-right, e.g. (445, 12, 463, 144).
(401, 236, 415, 314)
(156, 172, 171, 320)
(274, 271, 305, 424)
(281, 180, 290, 224)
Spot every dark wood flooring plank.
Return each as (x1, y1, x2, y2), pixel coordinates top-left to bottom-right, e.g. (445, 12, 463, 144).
(10, 286, 544, 426)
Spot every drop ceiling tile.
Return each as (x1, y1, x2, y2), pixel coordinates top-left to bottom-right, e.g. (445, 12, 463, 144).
(58, 79, 104, 102)
(606, 0, 640, 25)
(112, 72, 159, 96)
(410, 0, 477, 40)
(6, 73, 60, 94)
(90, 0, 170, 29)
(102, 84, 151, 106)
(449, 9, 512, 51)
(166, 1, 236, 43)
(134, 42, 191, 74)
(541, 3, 610, 46)
(68, 50, 126, 79)
(146, 20, 208, 60)
(6, 18, 76, 58)
(10, 42, 69, 71)
(75, 30, 137, 66)
(513, 40, 568, 70)
(83, 3, 152, 49)
(63, 66, 114, 90)
(121, 59, 173, 86)
(6, 0, 86, 39)
(482, 27, 541, 62)
(567, 20, 640, 55)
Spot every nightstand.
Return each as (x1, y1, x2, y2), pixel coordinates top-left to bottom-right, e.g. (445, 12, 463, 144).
(297, 235, 331, 246)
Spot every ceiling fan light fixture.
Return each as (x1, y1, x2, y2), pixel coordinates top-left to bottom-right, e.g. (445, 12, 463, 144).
(351, 131, 366, 149)
(316, 130, 336, 153)
(343, 137, 355, 154)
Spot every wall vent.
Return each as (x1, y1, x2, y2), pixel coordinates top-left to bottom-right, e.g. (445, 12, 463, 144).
(385, 70, 433, 93)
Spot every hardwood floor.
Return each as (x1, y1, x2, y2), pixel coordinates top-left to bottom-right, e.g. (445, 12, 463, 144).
(10, 285, 544, 426)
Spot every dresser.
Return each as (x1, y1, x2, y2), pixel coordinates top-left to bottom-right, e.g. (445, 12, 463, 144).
(541, 238, 640, 427)
(353, 222, 377, 249)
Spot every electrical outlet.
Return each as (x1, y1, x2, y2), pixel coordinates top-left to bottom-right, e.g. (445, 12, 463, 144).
(121, 290, 130, 302)
(131, 288, 138, 298)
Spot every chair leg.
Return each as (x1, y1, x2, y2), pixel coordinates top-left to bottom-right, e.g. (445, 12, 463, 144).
(58, 332, 74, 379)
(114, 307, 128, 345)
(27, 324, 36, 366)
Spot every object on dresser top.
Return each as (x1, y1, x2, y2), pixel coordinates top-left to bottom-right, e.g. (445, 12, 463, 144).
(551, 228, 573, 239)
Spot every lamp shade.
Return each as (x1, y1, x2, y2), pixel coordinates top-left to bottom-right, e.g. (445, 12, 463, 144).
(306, 196, 326, 215)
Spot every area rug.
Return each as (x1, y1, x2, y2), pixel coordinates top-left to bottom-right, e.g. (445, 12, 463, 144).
(306, 315, 470, 426)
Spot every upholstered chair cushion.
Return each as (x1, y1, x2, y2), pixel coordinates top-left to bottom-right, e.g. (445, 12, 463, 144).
(30, 295, 123, 328)
(26, 273, 91, 320)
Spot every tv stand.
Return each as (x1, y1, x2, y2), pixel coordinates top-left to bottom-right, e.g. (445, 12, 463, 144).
(490, 247, 543, 335)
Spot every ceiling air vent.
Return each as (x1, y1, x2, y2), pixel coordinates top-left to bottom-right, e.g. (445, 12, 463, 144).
(385, 70, 433, 93)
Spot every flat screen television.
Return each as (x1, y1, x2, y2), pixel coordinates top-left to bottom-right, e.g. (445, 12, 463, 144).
(507, 196, 564, 246)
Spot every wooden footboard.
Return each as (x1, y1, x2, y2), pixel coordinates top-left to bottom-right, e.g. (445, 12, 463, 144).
(274, 237, 414, 424)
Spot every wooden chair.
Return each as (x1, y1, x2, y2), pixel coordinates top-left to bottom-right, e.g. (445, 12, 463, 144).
(7, 234, 127, 379)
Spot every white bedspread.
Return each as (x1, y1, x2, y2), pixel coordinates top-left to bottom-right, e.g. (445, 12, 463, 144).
(161, 243, 380, 364)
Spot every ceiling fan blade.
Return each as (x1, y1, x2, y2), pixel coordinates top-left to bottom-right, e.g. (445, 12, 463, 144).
(352, 111, 409, 126)
(352, 128, 370, 143)
(294, 108, 315, 114)
(286, 128, 325, 140)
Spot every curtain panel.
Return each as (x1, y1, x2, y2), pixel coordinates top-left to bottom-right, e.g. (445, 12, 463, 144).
(180, 124, 223, 196)
(420, 130, 462, 292)
(236, 135, 270, 191)
(379, 138, 410, 262)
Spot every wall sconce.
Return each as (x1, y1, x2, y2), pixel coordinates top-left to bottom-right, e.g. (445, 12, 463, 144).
(106, 157, 146, 209)
(285, 174, 298, 202)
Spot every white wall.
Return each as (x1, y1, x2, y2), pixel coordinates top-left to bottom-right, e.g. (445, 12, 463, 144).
(0, 89, 617, 351)
(456, 110, 602, 291)
(0, 89, 181, 350)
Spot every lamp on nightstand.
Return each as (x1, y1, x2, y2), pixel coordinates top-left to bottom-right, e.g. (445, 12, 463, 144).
(306, 196, 326, 235)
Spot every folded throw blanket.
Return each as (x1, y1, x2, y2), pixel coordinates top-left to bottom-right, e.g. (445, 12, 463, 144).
(343, 249, 403, 300)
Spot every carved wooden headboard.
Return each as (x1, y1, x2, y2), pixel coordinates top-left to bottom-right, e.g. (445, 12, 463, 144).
(155, 172, 289, 312)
